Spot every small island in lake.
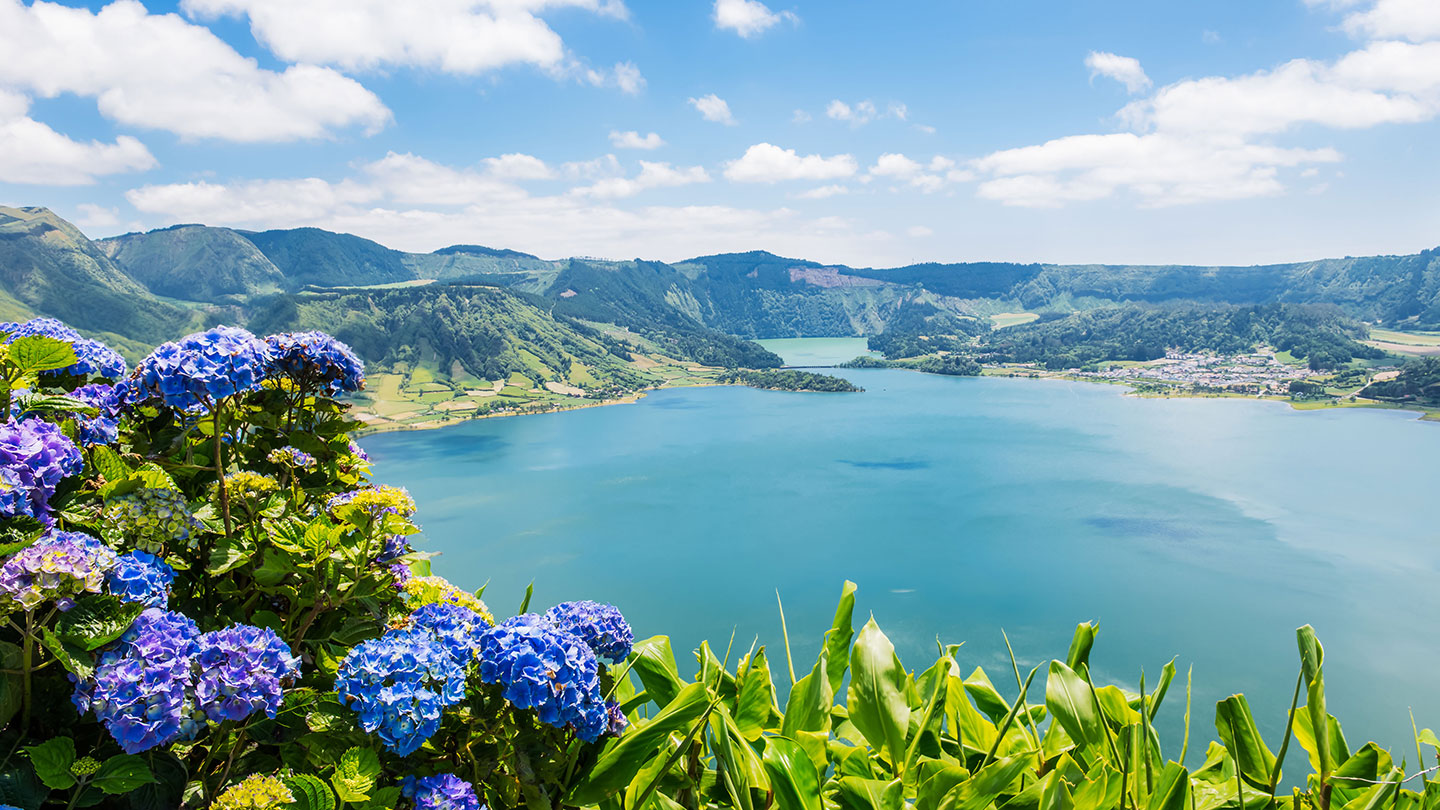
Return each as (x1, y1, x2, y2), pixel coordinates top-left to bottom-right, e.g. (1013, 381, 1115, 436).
(716, 368, 863, 392)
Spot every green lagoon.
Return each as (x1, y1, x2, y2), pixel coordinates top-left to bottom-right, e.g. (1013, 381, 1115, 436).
(362, 341, 1440, 755)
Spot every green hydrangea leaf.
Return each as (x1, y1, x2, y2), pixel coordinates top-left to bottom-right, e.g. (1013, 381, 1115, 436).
(23, 737, 76, 790)
(284, 774, 336, 810)
(54, 595, 144, 652)
(331, 747, 380, 803)
(90, 754, 155, 794)
(9, 336, 77, 373)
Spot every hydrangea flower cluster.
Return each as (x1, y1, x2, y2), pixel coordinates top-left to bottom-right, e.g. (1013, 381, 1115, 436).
(327, 485, 416, 518)
(213, 774, 295, 810)
(0, 418, 83, 522)
(476, 614, 608, 742)
(0, 318, 127, 380)
(266, 331, 365, 393)
(334, 626, 471, 755)
(74, 609, 204, 754)
(193, 625, 301, 723)
(400, 774, 481, 810)
(101, 488, 202, 553)
(0, 530, 116, 611)
(75, 611, 301, 753)
(132, 326, 271, 411)
(407, 602, 490, 661)
(68, 383, 123, 446)
(401, 576, 494, 624)
(217, 471, 279, 504)
(266, 446, 317, 471)
(106, 550, 175, 608)
(542, 601, 635, 663)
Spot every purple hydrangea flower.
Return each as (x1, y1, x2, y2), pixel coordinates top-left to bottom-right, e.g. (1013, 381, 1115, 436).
(605, 700, 629, 737)
(193, 625, 301, 723)
(266, 446, 317, 470)
(0, 318, 127, 380)
(542, 601, 634, 663)
(265, 331, 365, 393)
(400, 773, 481, 810)
(132, 326, 271, 411)
(408, 603, 488, 662)
(476, 615, 608, 742)
(74, 609, 204, 754)
(0, 530, 115, 611)
(68, 383, 123, 446)
(0, 418, 83, 522)
(105, 551, 175, 609)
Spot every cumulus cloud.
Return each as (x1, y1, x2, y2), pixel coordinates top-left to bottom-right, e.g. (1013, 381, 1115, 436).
(967, 17, 1440, 208)
(1336, 0, 1440, 43)
(822, 99, 911, 127)
(586, 62, 646, 94)
(75, 204, 122, 229)
(0, 0, 390, 142)
(1085, 51, 1152, 93)
(572, 161, 710, 199)
(865, 153, 968, 193)
(724, 143, 858, 183)
(712, 0, 797, 38)
(689, 93, 737, 125)
(181, 0, 629, 74)
(482, 153, 556, 180)
(0, 89, 156, 185)
(794, 184, 848, 199)
(609, 130, 665, 149)
(122, 154, 900, 265)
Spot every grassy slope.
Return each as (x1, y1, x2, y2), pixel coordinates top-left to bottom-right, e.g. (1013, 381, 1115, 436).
(99, 225, 285, 302)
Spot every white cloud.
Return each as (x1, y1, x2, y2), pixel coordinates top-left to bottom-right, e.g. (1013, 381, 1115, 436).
(0, 90, 156, 185)
(609, 130, 665, 150)
(906, 225, 933, 237)
(1085, 51, 1152, 93)
(968, 27, 1440, 208)
(1338, 0, 1440, 43)
(712, 0, 797, 38)
(181, 0, 629, 75)
(482, 153, 556, 180)
(794, 184, 848, 199)
(792, 109, 812, 124)
(74, 204, 121, 229)
(689, 93, 737, 125)
(0, 0, 390, 143)
(866, 153, 962, 193)
(572, 161, 710, 199)
(122, 155, 901, 266)
(823, 99, 909, 127)
(362, 152, 529, 205)
(584, 62, 646, 94)
(724, 143, 858, 183)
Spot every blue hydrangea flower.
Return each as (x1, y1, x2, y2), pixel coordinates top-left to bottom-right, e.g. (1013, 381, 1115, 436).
(606, 700, 629, 737)
(476, 615, 608, 742)
(266, 446, 317, 470)
(105, 551, 175, 609)
(0, 418, 83, 522)
(0, 530, 116, 611)
(408, 603, 488, 662)
(193, 625, 301, 723)
(68, 383, 123, 446)
(334, 628, 469, 756)
(0, 318, 127, 380)
(542, 601, 634, 663)
(400, 774, 482, 810)
(74, 609, 204, 754)
(265, 331, 365, 393)
(132, 326, 271, 411)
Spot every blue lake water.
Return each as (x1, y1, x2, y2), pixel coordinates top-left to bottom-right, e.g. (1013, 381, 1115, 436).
(361, 354, 1440, 759)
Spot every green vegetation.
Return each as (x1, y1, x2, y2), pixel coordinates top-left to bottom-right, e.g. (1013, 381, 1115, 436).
(841, 353, 983, 376)
(239, 226, 415, 289)
(716, 368, 862, 392)
(98, 224, 285, 301)
(1360, 358, 1440, 405)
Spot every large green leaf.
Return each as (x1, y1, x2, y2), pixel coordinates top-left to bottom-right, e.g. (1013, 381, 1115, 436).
(1332, 743, 1393, 788)
(330, 747, 380, 803)
(628, 636, 685, 708)
(9, 336, 77, 373)
(824, 580, 858, 695)
(569, 682, 714, 805)
(1145, 762, 1191, 810)
(54, 595, 144, 651)
(23, 737, 76, 791)
(1065, 622, 1097, 671)
(917, 763, 970, 810)
(847, 617, 912, 772)
(284, 775, 336, 810)
(830, 776, 900, 810)
(1297, 625, 1331, 778)
(1046, 660, 1103, 754)
(940, 753, 1034, 810)
(91, 755, 155, 794)
(762, 736, 821, 810)
(964, 668, 1012, 724)
(1215, 695, 1276, 789)
(947, 674, 997, 756)
(734, 647, 777, 740)
(782, 650, 832, 737)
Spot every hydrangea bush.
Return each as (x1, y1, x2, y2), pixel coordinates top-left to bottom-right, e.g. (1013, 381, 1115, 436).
(0, 319, 636, 810)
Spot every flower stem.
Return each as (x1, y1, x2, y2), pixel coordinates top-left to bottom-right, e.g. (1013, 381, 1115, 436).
(212, 405, 233, 539)
(19, 611, 33, 737)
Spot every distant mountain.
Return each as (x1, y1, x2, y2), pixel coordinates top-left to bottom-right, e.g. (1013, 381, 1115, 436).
(0, 206, 193, 347)
(100, 224, 285, 302)
(238, 227, 414, 289)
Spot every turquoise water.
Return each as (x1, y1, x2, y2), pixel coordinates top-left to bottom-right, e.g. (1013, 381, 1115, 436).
(756, 337, 873, 366)
(362, 360, 1440, 757)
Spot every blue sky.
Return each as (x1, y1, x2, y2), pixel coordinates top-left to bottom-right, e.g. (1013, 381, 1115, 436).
(1, 0, 1438, 266)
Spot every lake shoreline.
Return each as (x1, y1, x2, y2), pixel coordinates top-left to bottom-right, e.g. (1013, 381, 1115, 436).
(351, 362, 1438, 436)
